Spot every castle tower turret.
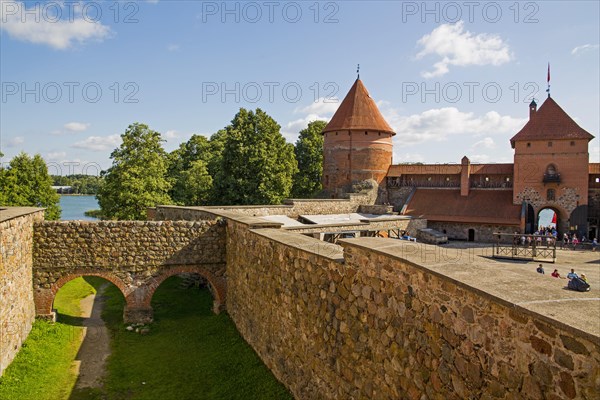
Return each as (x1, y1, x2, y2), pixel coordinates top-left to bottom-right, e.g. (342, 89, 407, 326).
(511, 96, 594, 236)
(322, 79, 395, 196)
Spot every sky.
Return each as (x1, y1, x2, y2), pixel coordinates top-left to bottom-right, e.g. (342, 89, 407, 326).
(1, 0, 599, 175)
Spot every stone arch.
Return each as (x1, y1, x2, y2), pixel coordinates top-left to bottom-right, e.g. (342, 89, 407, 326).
(35, 270, 132, 318)
(141, 266, 226, 315)
(536, 205, 564, 234)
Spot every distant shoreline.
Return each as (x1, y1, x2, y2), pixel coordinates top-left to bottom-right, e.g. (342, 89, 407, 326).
(59, 194, 97, 197)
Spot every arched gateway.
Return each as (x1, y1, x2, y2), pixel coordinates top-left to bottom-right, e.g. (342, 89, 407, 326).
(32, 220, 227, 324)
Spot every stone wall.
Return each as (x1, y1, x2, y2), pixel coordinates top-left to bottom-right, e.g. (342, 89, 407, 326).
(32, 220, 227, 322)
(0, 208, 44, 376)
(427, 222, 519, 243)
(225, 220, 598, 399)
(589, 188, 600, 218)
(387, 186, 414, 211)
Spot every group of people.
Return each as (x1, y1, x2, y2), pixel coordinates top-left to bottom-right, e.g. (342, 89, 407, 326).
(562, 233, 598, 251)
(536, 265, 591, 291)
(514, 231, 557, 247)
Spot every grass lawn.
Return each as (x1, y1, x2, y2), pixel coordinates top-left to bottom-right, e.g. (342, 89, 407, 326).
(79, 276, 293, 400)
(0, 277, 98, 400)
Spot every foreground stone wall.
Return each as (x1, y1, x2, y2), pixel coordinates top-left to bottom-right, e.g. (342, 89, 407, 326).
(226, 220, 599, 399)
(32, 220, 227, 322)
(0, 208, 44, 376)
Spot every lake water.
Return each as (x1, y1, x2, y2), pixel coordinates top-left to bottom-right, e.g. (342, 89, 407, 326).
(60, 195, 99, 221)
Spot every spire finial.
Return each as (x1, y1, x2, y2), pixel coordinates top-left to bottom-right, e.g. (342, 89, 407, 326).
(546, 62, 551, 98)
(357, 64, 360, 80)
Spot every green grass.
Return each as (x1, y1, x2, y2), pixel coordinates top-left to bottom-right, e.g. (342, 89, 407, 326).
(1, 276, 293, 400)
(87, 276, 293, 400)
(0, 277, 98, 400)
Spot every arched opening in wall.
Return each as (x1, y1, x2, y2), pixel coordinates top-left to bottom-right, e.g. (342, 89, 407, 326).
(537, 208, 558, 232)
(525, 204, 535, 234)
(52, 276, 125, 391)
(53, 276, 126, 326)
(150, 274, 215, 320)
(467, 229, 475, 242)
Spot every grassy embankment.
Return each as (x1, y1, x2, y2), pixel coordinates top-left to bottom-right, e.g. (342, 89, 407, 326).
(74, 276, 293, 400)
(1, 276, 292, 400)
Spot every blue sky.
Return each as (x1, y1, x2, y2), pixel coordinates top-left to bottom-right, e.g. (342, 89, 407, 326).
(1, 0, 599, 175)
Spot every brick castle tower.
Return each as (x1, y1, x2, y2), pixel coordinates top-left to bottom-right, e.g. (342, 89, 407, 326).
(511, 96, 594, 236)
(322, 79, 395, 196)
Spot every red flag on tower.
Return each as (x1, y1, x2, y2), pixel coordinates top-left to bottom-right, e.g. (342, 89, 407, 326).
(547, 63, 550, 83)
(551, 212, 557, 225)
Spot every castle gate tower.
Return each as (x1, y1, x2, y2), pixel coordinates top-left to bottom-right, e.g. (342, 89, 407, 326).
(322, 79, 396, 196)
(511, 96, 594, 236)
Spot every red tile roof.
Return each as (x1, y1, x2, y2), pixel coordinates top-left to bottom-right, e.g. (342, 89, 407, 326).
(323, 79, 395, 135)
(510, 97, 594, 147)
(387, 163, 513, 177)
(403, 189, 521, 225)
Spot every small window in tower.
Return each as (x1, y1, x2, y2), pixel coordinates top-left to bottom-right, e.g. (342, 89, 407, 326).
(378, 132, 381, 136)
(527, 142, 531, 147)
(347, 154, 350, 160)
(325, 175, 329, 185)
(335, 132, 338, 136)
(547, 189, 555, 201)
(548, 141, 553, 147)
(365, 131, 368, 135)
(570, 141, 575, 146)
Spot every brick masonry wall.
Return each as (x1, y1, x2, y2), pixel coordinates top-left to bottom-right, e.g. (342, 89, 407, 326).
(0, 209, 44, 376)
(427, 222, 519, 243)
(226, 221, 598, 399)
(589, 189, 600, 218)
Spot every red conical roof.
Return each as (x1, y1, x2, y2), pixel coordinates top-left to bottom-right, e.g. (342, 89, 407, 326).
(510, 97, 594, 147)
(322, 79, 395, 135)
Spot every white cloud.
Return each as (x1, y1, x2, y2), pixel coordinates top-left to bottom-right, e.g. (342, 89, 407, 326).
(165, 130, 180, 139)
(469, 154, 492, 163)
(590, 145, 600, 163)
(72, 134, 121, 151)
(571, 44, 599, 56)
(167, 44, 180, 52)
(5, 136, 25, 147)
(379, 105, 526, 147)
(281, 98, 339, 142)
(45, 151, 67, 160)
(0, 1, 112, 50)
(416, 21, 512, 78)
(471, 137, 496, 150)
(64, 122, 90, 132)
(392, 152, 424, 164)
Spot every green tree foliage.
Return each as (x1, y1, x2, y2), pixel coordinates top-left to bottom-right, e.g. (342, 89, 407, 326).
(213, 108, 297, 205)
(0, 152, 61, 219)
(97, 123, 172, 220)
(292, 120, 326, 198)
(167, 134, 217, 206)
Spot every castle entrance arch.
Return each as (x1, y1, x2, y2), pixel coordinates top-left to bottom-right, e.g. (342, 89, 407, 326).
(537, 208, 558, 232)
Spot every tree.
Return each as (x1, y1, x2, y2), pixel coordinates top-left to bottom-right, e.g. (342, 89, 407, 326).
(213, 108, 297, 205)
(292, 120, 326, 198)
(97, 123, 172, 220)
(167, 134, 216, 206)
(0, 152, 61, 219)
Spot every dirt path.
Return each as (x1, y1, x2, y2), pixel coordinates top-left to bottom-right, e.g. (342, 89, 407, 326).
(72, 283, 111, 389)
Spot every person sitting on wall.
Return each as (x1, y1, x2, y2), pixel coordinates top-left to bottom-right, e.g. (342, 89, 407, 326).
(566, 269, 579, 280)
(536, 264, 545, 274)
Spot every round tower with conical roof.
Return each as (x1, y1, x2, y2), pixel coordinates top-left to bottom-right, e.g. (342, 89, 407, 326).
(322, 79, 395, 196)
